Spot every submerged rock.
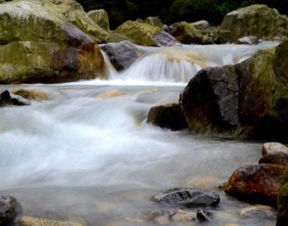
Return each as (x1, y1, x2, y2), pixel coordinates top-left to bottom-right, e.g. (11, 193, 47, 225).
(147, 103, 187, 131)
(0, 195, 22, 225)
(12, 89, 49, 101)
(101, 41, 143, 71)
(240, 205, 276, 219)
(153, 188, 220, 207)
(17, 216, 83, 226)
(259, 152, 288, 166)
(224, 164, 285, 205)
(0, 0, 106, 83)
(220, 4, 288, 42)
(262, 142, 288, 156)
(0, 90, 30, 106)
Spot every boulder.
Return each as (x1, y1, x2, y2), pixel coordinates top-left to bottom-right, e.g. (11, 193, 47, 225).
(180, 65, 239, 133)
(12, 89, 49, 101)
(178, 41, 288, 140)
(147, 103, 187, 131)
(262, 142, 288, 156)
(153, 188, 220, 207)
(277, 167, 288, 225)
(0, 90, 30, 106)
(224, 164, 285, 205)
(259, 152, 288, 166)
(163, 22, 203, 44)
(0, 195, 22, 225)
(0, 0, 106, 83)
(220, 4, 288, 42)
(88, 9, 110, 31)
(115, 20, 161, 46)
(18, 216, 83, 226)
(153, 30, 179, 47)
(101, 41, 143, 71)
(144, 16, 163, 28)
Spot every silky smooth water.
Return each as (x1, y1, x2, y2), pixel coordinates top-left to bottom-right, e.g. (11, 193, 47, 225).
(0, 43, 278, 226)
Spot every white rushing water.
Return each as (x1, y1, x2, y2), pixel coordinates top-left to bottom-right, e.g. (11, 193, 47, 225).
(0, 42, 278, 226)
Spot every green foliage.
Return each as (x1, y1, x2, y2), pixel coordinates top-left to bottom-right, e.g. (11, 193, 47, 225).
(77, 0, 288, 28)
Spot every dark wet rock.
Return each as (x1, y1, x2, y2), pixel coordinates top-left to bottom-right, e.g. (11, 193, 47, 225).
(153, 31, 179, 47)
(152, 188, 220, 208)
(180, 65, 239, 133)
(225, 164, 285, 205)
(101, 41, 143, 71)
(277, 167, 288, 226)
(262, 142, 288, 156)
(236, 36, 260, 45)
(196, 209, 211, 222)
(0, 195, 22, 225)
(259, 152, 288, 166)
(147, 103, 187, 131)
(163, 22, 203, 44)
(0, 90, 30, 106)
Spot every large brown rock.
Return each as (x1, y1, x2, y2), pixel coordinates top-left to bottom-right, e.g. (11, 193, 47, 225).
(259, 152, 288, 166)
(277, 167, 288, 225)
(147, 103, 187, 131)
(224, 164, 285, 205)
(0, 0, 106, 83)
(101, 41, 143, 71)
(220, 4, 288, 42)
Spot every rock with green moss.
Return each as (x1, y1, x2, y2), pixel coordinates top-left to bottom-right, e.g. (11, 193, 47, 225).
(176, 40, 288, 140)
(277, 167, 288, 225)
(88, 9, 110, 31)
(115, 20, 161, 46)
(220, 4, 288, 42)
(163, 21, 203, 44)
(0, 0, 106, 83)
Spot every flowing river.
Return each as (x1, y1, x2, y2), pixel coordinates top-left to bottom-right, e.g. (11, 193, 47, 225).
(0, 42, 278, 226)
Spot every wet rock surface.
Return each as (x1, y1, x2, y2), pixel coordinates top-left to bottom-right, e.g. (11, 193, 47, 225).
(0, 90, 30, 106)
(236, 36, 260, 45)
(225, 164, 285, 205)
(17, 216, 83, 226)
(147, 103, 187, 131)
(153, 188, 220, 207)
(0, 195, 22, 225)
(12, 89, 49, 101)
(259, 152, 288, 166)
(101, 41, 143, 71)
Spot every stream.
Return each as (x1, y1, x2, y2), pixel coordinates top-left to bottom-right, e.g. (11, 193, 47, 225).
(0, 42, 278, 226)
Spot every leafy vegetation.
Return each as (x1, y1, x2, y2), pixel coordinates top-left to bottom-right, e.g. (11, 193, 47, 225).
(77, 0, 288, 28)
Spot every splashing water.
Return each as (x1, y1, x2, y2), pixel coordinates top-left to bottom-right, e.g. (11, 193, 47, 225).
(0, 42, 278, 226)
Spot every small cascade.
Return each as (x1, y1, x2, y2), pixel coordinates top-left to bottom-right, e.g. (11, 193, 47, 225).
(104, 41, 278, 83)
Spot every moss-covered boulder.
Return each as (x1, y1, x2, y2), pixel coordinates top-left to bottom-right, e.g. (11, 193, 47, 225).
(0, 0, 106, 83)
(163, 22, 203, 44)
(278, 167, 288, 225)
(176, 40, 288, 140)
(115, 20, 161, 46)
(220, 4, 288, 42)
(88, 9, 110, 31)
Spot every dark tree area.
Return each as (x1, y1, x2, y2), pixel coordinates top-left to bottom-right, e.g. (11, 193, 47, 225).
(77, 0, 288, 28)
